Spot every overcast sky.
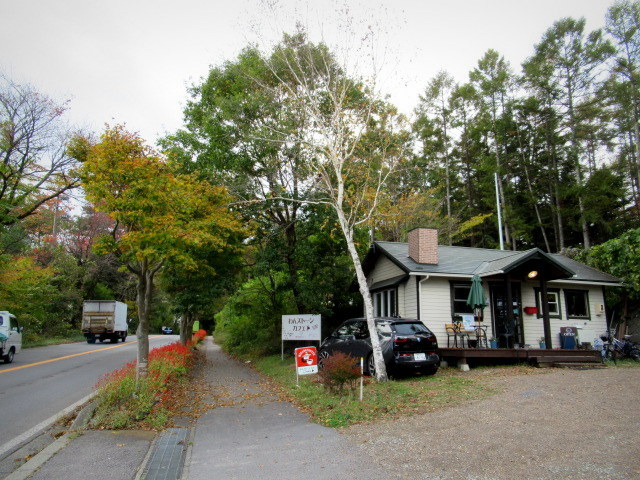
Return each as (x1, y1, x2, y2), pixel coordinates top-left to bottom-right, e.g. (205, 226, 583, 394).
(0, 0, 615, 143)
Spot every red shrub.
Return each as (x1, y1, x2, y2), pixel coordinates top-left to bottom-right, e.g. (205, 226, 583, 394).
(192, 329, 206, 345)
(318, 351, 361, 395)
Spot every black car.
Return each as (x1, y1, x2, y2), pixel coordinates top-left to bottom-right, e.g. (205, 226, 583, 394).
(319, 317, 440, 376)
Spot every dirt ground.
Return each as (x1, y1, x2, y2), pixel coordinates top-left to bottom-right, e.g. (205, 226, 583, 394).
(345, 366, 640, 480)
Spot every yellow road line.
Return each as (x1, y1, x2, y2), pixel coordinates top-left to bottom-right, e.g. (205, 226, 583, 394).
(0, 336, 162, 374)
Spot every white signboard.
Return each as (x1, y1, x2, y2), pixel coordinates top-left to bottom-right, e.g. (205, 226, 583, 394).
(282, 314, 321, 341)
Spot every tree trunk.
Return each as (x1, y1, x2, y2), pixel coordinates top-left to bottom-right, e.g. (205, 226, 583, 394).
(625, 132, 639, 208)
(132, 258, 163, 382)
(575, 160, 591, 249)
(180, 312, 195, 345)
(550, 144, 565, 251)
(135, 261, 151, 381)
(334, 207, 388, 382)
(523, 163, 551, 252)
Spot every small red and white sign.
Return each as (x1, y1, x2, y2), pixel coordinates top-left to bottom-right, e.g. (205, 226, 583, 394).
(295, 346, 318, 375)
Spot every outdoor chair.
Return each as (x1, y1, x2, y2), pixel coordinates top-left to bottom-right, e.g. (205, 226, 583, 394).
(446, 323, 470, 348)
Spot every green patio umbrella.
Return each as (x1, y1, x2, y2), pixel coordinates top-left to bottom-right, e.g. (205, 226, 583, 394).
(466, 274, 487, 320)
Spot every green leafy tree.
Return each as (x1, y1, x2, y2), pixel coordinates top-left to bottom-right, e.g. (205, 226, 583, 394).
(581, 227, 640, 331)
(162, 44, 313, 315)
(0, 255, 58, 341)
(77, 126, 244, 379)
(162, 235, 244, 345)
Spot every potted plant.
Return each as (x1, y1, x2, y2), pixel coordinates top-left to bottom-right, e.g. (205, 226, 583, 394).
(489, 337, 498, 349)
(539, 337, 546, 349)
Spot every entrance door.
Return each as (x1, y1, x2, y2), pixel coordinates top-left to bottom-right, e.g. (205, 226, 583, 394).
(490, 284, 523, 348)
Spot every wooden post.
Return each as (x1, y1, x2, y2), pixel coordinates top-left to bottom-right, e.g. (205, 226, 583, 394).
(540, 277, 552, 349)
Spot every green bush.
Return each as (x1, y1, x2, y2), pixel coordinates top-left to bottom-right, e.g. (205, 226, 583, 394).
(214, 274, 295, 356)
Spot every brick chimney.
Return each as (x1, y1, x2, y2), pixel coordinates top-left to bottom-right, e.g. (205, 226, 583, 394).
(408, 228, 439, 265)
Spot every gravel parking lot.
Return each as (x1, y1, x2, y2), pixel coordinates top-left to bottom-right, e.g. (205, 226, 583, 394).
(345, 366, 640, 480)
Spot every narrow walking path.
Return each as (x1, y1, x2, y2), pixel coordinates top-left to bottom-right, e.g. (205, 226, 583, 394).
(185, 338, 390, 480)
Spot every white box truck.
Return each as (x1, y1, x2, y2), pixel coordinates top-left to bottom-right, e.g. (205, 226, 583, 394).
(0, 311, 22, 363)
(82, 301, 128, 344)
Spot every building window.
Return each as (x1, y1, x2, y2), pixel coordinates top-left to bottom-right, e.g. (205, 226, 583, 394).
(564, 289, 590, 319)
(373, 289, 397, 317)
(535, 288, 561, 318)
(450, 282, 474, 317)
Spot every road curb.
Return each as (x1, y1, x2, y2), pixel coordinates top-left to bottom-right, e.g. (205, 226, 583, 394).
(0, 391, 96, 461)
(1, 393, 98, 480)
(3, 432, 75, 480)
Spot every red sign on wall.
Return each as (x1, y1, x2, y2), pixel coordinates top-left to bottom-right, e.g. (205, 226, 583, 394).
(295, 346, 318, 375)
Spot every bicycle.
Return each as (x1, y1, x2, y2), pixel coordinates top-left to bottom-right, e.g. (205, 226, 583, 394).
(599, 329, 640, 364)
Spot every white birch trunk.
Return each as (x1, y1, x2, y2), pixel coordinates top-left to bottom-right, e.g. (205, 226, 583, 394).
(335, 208, 388, 382)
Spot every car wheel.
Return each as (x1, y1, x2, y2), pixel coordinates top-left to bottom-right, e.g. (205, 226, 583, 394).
(122, 334, 127, 342)
(318, 350, 330, 369)
(367, 354, 376, 377)
(87, 336, 96, 344)
(4, 348, 14, 364)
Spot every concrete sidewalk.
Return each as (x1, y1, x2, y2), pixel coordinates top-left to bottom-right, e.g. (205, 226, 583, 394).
(185, 339, 389, 480)
(4, 338, 391, 479)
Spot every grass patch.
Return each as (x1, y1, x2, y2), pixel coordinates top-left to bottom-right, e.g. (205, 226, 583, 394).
(253, 355, 498, 428)
(603, 358, 640, 368)
(23, 334, 86, 348)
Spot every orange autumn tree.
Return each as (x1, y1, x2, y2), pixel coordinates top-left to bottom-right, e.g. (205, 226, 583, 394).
(75, 126, 243, 380)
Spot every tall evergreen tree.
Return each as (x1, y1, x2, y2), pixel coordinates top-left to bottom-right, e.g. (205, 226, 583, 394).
(523, 18, 614, 249)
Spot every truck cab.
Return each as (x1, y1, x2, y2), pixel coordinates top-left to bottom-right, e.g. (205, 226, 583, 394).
(0, 311, 23, 363)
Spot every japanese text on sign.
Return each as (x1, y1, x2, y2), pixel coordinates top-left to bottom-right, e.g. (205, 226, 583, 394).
(282, 314, 321, 341)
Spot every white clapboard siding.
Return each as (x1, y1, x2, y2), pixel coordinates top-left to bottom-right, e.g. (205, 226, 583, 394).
(520, 281, 607, 347)
(368, 256, 404, 286)
(403, 276, 417, 318)
(398, 279, 406, 317)
(417, 277, 452, 344)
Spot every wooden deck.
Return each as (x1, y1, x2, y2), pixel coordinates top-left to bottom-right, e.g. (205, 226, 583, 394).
(438, 347, 601, 367)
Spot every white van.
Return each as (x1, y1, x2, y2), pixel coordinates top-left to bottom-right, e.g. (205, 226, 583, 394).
(0, 311, 23, 363)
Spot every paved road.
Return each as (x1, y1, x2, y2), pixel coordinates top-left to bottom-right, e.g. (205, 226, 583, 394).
(0, 334, 179, 450)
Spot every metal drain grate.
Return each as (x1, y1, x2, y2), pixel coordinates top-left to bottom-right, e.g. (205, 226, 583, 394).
(142, 428, 188, 480)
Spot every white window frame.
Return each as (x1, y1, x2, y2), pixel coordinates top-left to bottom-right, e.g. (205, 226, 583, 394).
(537, 289, 561, 317)
(374, 288, 397, 317)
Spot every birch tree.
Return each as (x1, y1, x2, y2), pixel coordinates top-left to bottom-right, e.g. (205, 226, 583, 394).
(259, 32, 409, 381)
